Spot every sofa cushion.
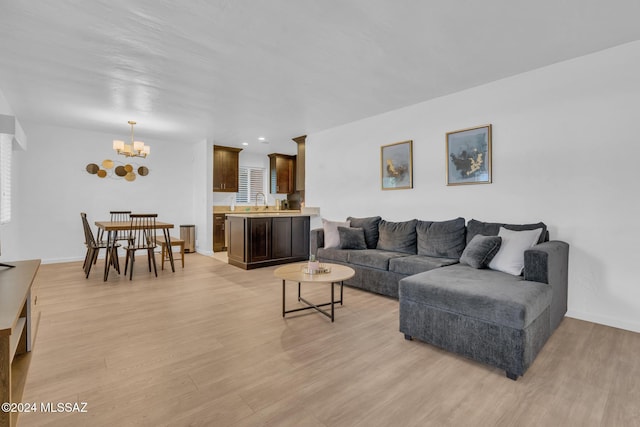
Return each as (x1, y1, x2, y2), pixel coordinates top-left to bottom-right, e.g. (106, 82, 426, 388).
(389, 255, 459, 276)
(338, 226, 367, 250)
(317, 247, 350, 263)
(416, 217, 466, 259)
(348, 249, 408, 270)
(489, 227, 543, 276)
(322, 218, 350, 248)
(467, 219, 547, 244)
(347, 216, 382, 249)
(460, 235, 502, 268)
(376, 219, 418, 254)
(399, 264, 552, 329)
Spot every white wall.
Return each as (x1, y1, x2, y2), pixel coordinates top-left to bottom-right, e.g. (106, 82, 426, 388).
(194, 140, 212, 255)
(1, 123, 202, 263)
(0, 88, 13, 115)
(306, 41, 640, 333)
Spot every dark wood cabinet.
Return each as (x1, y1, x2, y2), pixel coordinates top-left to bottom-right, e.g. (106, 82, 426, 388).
(213, 214, 226, 252)
(292, 135, 306, 191)
(227, 215, 310, 269)
(227, 216, 245, 261)
(213, 145, 242, 192)
(268, 153, 296, 194)
(248, 217, 271, 262)
(271, 217, 292, 259)
(291, 216, 310, 258)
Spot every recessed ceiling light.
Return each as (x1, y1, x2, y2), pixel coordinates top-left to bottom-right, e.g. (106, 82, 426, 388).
(258, 137, 265, 141)
(242, 142, 249, 146)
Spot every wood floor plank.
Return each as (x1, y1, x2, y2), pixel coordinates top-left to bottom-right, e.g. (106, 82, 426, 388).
(15, 254, 640, 426)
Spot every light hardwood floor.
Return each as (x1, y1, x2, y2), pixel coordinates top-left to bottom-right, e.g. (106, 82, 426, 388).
(16, 254, 640, 426)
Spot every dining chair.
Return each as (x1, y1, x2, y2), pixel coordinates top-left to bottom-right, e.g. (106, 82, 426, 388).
(81, 212, 120, 278)
(124, 214, 158, 280)
(97, 210, 132, 243)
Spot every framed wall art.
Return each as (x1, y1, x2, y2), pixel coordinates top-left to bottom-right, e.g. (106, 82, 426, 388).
(446, 124, 492, 185)
(381, 140, 413, 190)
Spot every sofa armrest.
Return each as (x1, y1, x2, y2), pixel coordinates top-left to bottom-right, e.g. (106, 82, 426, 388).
(524, 240, 569, 331)
(310, 228, 325, 257)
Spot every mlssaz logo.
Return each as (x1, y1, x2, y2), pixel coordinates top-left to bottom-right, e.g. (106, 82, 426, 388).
(40, 402, 88, 413)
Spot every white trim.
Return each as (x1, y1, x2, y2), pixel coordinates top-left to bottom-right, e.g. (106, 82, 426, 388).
(566, 311, 640, 334)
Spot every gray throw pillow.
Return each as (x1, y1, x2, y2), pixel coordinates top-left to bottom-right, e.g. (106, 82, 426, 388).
(460, 235, 502, 268)
(347, 216, 382, 249)
(416, 217, 466, 259)
(338, 226, 367, 250)
(376, 219, 418, 254)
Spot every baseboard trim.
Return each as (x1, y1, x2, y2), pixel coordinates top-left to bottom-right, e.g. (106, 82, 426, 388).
(566, 310, 640, 334)
(42, 256, 85, 264)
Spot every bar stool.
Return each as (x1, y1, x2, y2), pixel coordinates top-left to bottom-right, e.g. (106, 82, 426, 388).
(158, 236, 185, 270)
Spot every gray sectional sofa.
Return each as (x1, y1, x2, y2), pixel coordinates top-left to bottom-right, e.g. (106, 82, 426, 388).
(310, 216, 569, 380)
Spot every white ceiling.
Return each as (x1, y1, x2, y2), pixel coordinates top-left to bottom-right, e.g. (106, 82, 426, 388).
(1, 1, 640, 155)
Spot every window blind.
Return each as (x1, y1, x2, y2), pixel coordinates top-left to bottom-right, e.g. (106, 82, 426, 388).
(236, 167, 265, 204)
(0, 135, 11, 224)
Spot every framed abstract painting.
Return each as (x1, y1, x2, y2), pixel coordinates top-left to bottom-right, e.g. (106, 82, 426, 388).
(446, 124, 492, 185)
(381, 140, 413, 190)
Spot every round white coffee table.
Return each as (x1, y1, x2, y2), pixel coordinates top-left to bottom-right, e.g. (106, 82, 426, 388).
(274, 262, 355, 322)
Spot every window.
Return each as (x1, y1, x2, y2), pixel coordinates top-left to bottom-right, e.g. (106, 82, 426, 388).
(236, 167, 265, 204)
(0, 135, 11, 224)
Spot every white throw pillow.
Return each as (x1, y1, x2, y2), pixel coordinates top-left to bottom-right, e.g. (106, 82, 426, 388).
(322, 219, 351, 249)
(488, 227, 543, 276)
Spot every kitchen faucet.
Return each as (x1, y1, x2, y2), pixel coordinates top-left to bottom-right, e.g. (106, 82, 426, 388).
(255, 192, 266, 209)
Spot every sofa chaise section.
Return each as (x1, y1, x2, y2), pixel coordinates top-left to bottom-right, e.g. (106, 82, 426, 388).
(399, 240, 569, 379)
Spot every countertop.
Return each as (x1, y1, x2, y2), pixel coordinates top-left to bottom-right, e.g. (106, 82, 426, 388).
(225, 212, 310, 218)
(214, 206, 320, 217)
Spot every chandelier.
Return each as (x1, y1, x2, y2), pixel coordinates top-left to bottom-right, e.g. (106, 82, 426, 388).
(112, 121, 150, 158)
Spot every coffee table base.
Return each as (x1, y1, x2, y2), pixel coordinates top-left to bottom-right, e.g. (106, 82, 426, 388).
(282, 280, 344, 322)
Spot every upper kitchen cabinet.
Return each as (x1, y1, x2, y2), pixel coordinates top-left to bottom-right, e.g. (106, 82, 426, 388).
(213, 145, 242, 192)
(268, 153, 296, 194)
(292, 135, 306, 191)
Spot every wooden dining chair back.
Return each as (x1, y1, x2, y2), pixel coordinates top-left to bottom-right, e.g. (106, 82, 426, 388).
(124, 213, 158, 280)
(81, 212, 120, 278)
(110, 210, 132, 242)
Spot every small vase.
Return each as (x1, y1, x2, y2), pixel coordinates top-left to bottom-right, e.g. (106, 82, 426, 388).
(308, 260, 320, 272)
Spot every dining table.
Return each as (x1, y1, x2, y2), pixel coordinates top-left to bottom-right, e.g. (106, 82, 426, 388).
(94, 220, 176, 281)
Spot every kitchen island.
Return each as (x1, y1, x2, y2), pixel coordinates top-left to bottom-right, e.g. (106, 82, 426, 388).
(226, 213, 310, 270)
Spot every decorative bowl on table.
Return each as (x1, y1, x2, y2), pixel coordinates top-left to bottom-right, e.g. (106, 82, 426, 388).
(302, 263, 331, 275)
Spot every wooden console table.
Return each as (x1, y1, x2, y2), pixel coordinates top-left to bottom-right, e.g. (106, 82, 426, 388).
(0, 259, 40, 427)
